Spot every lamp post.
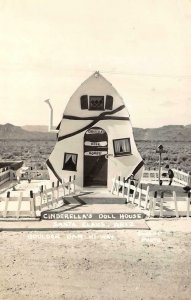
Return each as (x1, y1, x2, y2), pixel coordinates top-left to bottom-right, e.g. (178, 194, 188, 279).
(156, 144, 167, 185)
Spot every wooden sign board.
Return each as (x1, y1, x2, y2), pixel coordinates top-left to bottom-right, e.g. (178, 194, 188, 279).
(84, 151, 107, 156)
(86, 129, 105, 134)
(41, 212, 146, 220)
(84, 141, 107, 147)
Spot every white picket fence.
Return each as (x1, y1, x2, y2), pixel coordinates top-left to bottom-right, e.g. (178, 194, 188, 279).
(111, 177, 150, 209)
(0, 176, 76, 219)
(142, 168, 191, 186)
(149, 191, 191, 218)
(172, 169, 191, 186)
(111, 176, 191, 218)
(141, 169, 167, 182)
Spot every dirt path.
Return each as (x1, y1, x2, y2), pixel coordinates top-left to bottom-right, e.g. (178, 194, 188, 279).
(0, 219, 191, 300)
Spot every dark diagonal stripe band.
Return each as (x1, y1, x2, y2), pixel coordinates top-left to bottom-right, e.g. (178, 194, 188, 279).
(132, 160, 144, 176)
(58, 105, 126, 142)
(46, 159, 62, 183)
(63, 115, 129, 121)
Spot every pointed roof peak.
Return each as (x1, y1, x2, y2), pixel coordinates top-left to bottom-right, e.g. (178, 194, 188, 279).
(94, 71, 100, 78)
(90, 71, 109, 82)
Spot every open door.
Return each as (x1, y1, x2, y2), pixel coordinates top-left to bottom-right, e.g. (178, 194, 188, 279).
(84, 127, 108, 187)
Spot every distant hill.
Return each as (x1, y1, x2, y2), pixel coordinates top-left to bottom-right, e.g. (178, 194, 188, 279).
(22, 125, 48, 132)
(133, 125, 191, 141)
(0, 123, 190, 141)
(0, 123, 56, 140)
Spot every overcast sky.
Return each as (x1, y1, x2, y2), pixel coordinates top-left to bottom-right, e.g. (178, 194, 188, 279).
(0, 0, 191, 128)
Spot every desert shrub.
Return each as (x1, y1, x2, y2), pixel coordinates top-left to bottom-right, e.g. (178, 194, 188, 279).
(0, 140, 190, 173)
(12, 151, 20, 156)
(181, 156, 187, 161)
(163, 156, 168, 160)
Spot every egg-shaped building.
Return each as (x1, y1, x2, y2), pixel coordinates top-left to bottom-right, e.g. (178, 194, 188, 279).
(46, 72, 143, 190)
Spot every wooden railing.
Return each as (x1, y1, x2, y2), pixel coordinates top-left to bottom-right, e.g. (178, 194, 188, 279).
(172, 169, 191, 186)
(111, 176, 150, 209)
(20, 169, 50, 180)
(142, 169, 166, 182)
(0, 170, 11, 186)
(0, 176, 76, 219)
(142, 168, 191, 186)
(149, 191, 191, 218)
(111, 176, 191, 218)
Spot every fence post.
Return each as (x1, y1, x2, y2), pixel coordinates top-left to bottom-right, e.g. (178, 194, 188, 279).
(39, 185, 43, 210)
(16, 192, 23, 219)
(132, 184, 137, 204)
(111, 177, 116, 194)
(138, 184, 142, 207)
(173, 191, 179, 218)
(57, 180, 60, 202)
(188, 173, 191, 186)
(68, 176, 72, 195)
(144, 185, 150, 209)
(51, 182, 56, 206)
(47, 185, 53, 208)
(3, 191, 10, 218)
(150, 191, 157, 217)
(160, 192, 164, 218)
(122, 177, 125, 197)
(187, 191, 190, 218)
(73, 175, 76, 194)
(126, 180, 130, 204)
(117, 176, 120, 196)
(30, 190, 36, 218)
(44, 185, 49, 208)
(61, 178, 66, 198)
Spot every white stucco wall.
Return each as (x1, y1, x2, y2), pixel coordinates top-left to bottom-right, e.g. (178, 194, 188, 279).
(47, 72, 143, 190)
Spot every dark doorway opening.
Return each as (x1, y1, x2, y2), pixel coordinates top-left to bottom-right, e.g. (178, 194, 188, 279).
(84, 127, 108, 187)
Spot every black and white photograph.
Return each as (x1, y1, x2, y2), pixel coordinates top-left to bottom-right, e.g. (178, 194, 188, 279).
(0, 0, 191, 299)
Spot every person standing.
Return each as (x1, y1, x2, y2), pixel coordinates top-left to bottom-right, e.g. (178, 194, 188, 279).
(165, 165, 174, 186)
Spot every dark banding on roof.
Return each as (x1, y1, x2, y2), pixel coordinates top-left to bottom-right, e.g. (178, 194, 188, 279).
(56, 121, 61, 130)
(58, 105, 126, 142)
(46, 159, 62, 183)
(132, 160, 144, 176)
(62, 115, 129, 121)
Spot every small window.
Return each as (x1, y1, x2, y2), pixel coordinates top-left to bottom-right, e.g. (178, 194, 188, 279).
(89, 96, 104, 110)
(113, 138, 131, 157)
(62, 153, 78, 171)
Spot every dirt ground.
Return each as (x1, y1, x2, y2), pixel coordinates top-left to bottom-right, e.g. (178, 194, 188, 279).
(0, 219, 191, 300)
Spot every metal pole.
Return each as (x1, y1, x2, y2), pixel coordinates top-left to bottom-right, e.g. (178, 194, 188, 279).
(159, 152, 161, 185)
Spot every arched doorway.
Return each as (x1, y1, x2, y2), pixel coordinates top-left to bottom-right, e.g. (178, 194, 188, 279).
(84, 127, 108, 186)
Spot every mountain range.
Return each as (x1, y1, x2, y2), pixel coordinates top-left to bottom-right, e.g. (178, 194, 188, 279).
(0, 123, 190, 141)
(0, 123, 56, 140)
(133, 125, 191, 141)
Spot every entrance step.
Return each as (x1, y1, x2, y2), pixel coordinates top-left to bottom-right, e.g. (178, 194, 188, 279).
(62, 196, 127, 205)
